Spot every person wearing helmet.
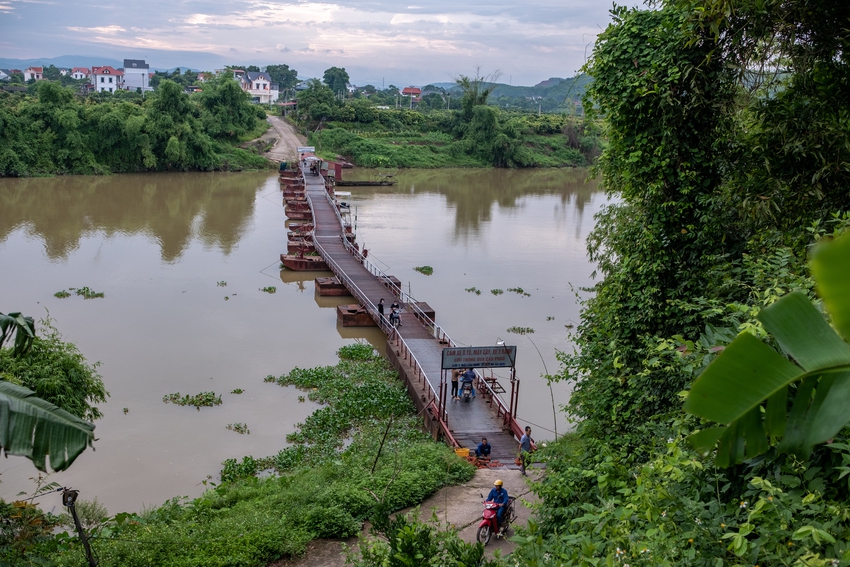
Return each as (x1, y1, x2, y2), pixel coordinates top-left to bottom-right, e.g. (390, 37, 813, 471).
(487, 479, 509, 528)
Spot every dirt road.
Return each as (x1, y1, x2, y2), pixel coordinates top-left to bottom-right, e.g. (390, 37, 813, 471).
(262, 115, 307, 165)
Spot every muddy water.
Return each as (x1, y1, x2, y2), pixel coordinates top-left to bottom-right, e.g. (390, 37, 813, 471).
(0, 168, 605, 514)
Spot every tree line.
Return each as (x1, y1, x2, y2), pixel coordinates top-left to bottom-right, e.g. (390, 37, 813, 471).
(0, 77, 270, 176)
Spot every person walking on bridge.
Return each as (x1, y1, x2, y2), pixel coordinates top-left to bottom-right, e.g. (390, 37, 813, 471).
(451, 368, 460, 400)
(377, 298, 385, 324)
(518, 426, 534, 476)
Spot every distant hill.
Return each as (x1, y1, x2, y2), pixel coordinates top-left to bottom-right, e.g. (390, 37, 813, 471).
(423, 75, 590, 113)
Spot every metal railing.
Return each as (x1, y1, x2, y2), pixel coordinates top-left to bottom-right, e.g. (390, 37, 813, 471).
(305, 173, 517, 445)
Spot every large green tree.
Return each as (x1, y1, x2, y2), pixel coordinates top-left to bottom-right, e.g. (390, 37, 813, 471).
(265, 64, 298, 89)
(322, 66, 350, 96)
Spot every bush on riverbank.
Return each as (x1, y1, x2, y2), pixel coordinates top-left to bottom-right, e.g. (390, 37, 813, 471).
(44, 344, 473, 567)
(0, 78, 272, 177)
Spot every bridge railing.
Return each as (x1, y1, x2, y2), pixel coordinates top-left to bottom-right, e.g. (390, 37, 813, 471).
(307, 184, 456, 446)
(315, 175, 519, 440)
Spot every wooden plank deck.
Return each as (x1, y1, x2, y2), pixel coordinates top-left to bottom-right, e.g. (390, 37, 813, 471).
(299, 171, 522, 464)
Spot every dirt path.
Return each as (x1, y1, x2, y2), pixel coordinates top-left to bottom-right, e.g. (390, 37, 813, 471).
(262, 115, 307, 165)
(275, 468, 540, 567)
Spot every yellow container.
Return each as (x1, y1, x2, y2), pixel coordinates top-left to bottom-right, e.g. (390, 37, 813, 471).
(455, 448, 470, 458)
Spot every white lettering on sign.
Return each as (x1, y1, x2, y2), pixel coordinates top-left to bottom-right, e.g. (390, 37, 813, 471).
(441, 346, 517, 369)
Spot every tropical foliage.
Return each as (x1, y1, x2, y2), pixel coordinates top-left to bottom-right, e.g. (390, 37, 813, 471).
(0, 78, 270, 176)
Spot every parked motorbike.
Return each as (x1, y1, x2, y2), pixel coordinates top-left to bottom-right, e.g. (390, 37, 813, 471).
(476, 495, 516, 545)
(461, 380, 473, 402)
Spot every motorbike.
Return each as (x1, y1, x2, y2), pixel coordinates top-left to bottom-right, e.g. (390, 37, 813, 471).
(461, 380, 473, 402)
(476, 495, 516, 545)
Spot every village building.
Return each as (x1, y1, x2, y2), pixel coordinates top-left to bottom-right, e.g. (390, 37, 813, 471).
(123, 59, 151, 91)
(70, 67, 90, 80)
(23, 67, 43, 81)
(91, 66, 123, 93)
(233, 70, 279, 103)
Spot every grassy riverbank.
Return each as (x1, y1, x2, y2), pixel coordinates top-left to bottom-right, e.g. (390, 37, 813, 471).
(22, 344, 472, 567)
(294, 81, 602, 169)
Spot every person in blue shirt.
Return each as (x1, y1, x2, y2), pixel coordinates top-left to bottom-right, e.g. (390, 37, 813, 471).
(475, 437, 491, 459)
(487, 479, 509, 528)
(461, 368, 476, 398)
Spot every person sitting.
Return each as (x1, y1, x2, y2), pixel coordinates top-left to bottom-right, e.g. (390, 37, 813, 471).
(487, 479, 509, 529)
(475, 437, 491, 459)
(461, 368, 476, 398)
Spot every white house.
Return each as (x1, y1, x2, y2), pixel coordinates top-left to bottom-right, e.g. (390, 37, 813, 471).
(91, 66, 123, 93)
(238, 71, 277, 103)
(123, 59, 151, 91)
(23, 67, 43, 81)
(70, 67, 90, 80)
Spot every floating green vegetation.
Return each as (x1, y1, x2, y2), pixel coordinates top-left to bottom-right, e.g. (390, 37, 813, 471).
(75, 287, 105, 299)
(217, 281, 227, 287)
(230, 388, 244, 394)
(260, 286, 277, 294)
(123, 407, 129, 414)
(298, 395, 306, 402)
(413, 265, 434, 276)
(507, 326, 535, 335)
(55, 287, 105, 299)
(264, 374, 276, 383)
(547, 316, 555, 321)
(490, 289, 504, 296)
(162, 391, 223, 411)
(507, 287, 531, 297)
(226, 422, 250, 435)
(224, 296, 230, 301)
(465, 287, 482, 295)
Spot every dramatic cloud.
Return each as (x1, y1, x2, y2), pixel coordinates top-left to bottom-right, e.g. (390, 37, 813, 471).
(0, 0, 631, 85)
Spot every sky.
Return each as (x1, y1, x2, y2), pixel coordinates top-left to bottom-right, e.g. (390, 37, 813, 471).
(0, 0, 630, 87)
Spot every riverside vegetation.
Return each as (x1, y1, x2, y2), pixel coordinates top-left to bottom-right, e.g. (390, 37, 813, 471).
(293, 76, 603, 169)
(1, 343, 475, 566)
(0, 76, 272, 176)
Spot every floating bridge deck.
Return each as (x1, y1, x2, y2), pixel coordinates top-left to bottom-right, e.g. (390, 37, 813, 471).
(291, 169, 525, 465)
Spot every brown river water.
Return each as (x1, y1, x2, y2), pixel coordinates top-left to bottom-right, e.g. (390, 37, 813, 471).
(0, 168, 604, 514)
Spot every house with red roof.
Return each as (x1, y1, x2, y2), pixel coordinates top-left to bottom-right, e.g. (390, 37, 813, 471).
(24, 67, 43, 81)
(71, 67, 90, 80)
(91, 66, 123, 93)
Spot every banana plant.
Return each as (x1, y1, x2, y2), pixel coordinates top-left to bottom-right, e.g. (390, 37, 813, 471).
(0, 312, 35, 357)
(684, 232, 850, 466)
(0, 381, 95, 472)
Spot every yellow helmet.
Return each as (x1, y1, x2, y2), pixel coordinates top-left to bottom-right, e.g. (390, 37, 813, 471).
(494, 479, 503, 487)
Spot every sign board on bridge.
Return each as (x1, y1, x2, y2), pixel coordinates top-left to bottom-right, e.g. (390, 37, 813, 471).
(297, 146, 316, 153)
(441, 346, 517, 369)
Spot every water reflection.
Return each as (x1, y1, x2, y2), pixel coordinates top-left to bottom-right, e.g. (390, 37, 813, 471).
(0, 172, 269, 262)
(343, 168, 598, 236)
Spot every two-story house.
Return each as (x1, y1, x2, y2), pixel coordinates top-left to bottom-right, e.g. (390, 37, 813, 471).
(23, 67, 43, 81)
(123, 59, 151, 91)
(237, 70, 277, 103)
(70, 67, 90, 80)
(91, 66, 124, 93)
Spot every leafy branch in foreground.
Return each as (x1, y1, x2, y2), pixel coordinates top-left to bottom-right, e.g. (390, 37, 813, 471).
(685, 232, 850, 466)
(0, 312, 35, 357)
(0, 381, 95, 472)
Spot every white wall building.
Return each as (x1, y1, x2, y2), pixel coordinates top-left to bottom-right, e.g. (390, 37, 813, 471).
(239, 71, 277, 103)
(91, 66, 123, 93)
(23, 67, 43, 81)
(123, 59, 151, 91)
(70, 67, 90, 80)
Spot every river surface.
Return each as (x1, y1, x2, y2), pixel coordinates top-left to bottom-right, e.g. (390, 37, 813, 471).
(0, 168, 605, 514)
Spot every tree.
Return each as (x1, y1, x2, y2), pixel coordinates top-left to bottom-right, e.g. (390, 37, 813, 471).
(265, 64, 298, 89)
(454, 68, 501, 120)
(323, 66, 350, 96)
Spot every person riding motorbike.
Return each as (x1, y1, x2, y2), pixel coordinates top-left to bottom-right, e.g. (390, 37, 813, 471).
(461, 368, 476, 399)
(487, 479, 509, 529)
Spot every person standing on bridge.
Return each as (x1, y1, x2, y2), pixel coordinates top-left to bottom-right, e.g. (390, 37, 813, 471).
(378, 298, 385, 323)
(518, 426, 534, 476)
(451, 368, 461, 400)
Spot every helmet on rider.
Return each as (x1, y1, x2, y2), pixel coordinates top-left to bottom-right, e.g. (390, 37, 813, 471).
(494, 479, 503, 487)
